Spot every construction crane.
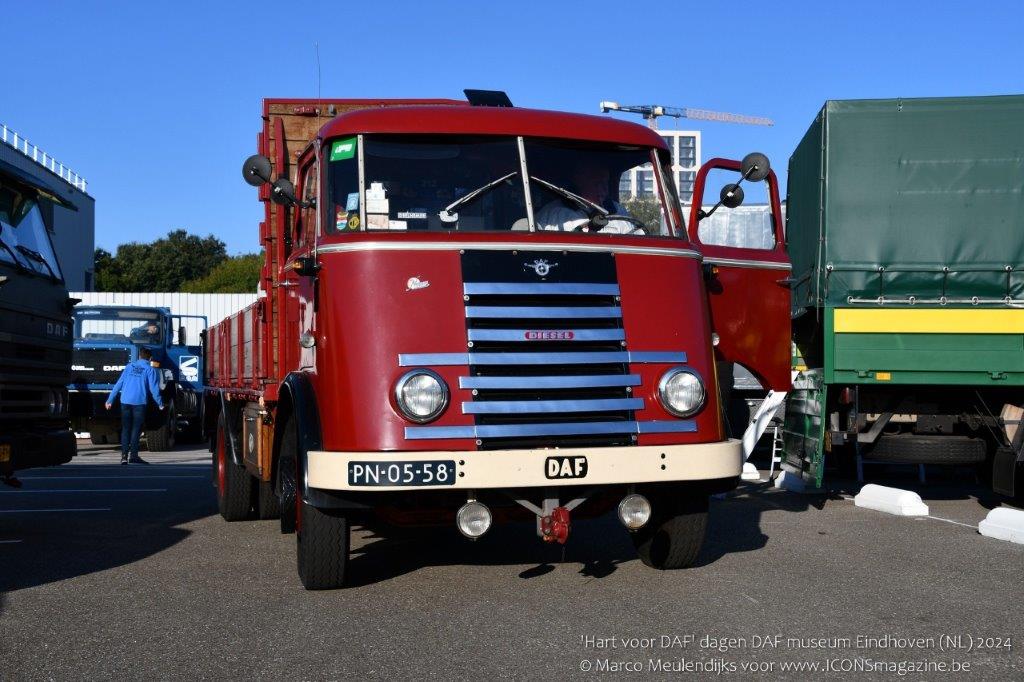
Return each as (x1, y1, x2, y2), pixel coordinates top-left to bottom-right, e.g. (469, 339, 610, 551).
(599, 101, 773, 129)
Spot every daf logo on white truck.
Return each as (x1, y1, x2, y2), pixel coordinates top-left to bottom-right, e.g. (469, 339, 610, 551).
(546, 456, 588, 479)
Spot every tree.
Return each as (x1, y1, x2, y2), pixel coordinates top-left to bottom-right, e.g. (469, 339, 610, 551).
(182, 253, 263, 293)
(621, 197, 664, 231)
(94, 230, 227, 291)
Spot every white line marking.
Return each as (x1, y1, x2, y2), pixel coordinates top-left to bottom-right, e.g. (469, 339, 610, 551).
(0, 489, 167, 494)
(0, 508, 111, 513)
(18, 476, 205, 480)
(925, 515, 979, 530)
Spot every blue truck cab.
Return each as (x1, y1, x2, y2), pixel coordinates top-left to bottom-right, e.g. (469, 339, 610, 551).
(68, 305, 206, 450)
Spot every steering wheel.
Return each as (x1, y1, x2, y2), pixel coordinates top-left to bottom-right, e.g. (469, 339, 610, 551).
(565, 212, 646, 233)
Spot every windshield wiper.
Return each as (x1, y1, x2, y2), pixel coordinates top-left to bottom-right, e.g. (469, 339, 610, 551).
(16, 245, 58, 280)
(0, 239, 32, 274)
(528, 176, 607, 216)
(439, 171, 519, 223)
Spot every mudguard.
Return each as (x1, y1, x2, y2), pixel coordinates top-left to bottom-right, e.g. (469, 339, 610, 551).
(218, 390, 244, 467)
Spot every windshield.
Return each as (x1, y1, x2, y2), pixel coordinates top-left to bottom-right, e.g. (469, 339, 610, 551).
(327, 134, 679, 237)
(73, 308, 164, 345)
(0, 183, 64, 280)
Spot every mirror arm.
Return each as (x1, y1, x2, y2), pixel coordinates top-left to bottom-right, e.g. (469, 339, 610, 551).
(696, 165, 758, 222)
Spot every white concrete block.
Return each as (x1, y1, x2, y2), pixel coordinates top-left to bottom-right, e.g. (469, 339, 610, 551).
(774, 470, 811, 492)
(979, 507, 1024, 545)
(741, 462, 761, 481)
(854, 484, 929, 516)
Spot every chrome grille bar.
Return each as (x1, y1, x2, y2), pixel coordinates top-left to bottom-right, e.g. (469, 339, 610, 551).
(465, 306, 621, 319)
(467, 328, 625, 342)
(462, 398, 644, 415)
(400, 351, 686, 366)
(405, 420, 697, 440)
(459, 374, 641, 390)
(463, 283, 620, 296)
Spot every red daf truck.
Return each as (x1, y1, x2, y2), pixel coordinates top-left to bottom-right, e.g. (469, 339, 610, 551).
(206, 92, 790, 589)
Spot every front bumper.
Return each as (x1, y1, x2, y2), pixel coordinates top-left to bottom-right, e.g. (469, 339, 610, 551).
(0, 426, 76, 475)
(307, 439, 742, 492)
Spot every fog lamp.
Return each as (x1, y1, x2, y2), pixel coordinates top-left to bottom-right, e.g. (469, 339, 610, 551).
(456, 501, 492, 539)
(617, 494, 652, 530)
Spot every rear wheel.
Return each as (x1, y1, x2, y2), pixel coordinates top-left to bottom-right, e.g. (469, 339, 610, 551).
(216, 414, 252, 521)
(867, 434, 986, 465)
(145, 402, 177, 452)
(632, 494, 709, 570)
(256, 478, 281, 520)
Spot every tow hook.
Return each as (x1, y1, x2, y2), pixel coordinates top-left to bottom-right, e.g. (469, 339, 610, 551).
(540, 506, 571, 544)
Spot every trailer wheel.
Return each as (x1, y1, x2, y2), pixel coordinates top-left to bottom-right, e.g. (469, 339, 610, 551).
(867, 434, 986, 465)
(145, 402, 177, 452)
(256, 478, 281, 520)
(216, 414, 252, 521)
(296, 501, 350, 590)
(632, 495, 709, 570)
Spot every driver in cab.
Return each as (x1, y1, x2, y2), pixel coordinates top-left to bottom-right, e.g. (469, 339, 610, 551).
(535, 165, 638, 234)
(130, 323, 161, 345)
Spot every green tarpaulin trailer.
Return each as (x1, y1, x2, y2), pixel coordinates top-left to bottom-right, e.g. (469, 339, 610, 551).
(782, 95, 1024, 497)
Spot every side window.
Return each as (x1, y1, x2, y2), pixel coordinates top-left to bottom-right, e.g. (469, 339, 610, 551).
(695, 167, 777, 250)
(296, 161, 318, 249)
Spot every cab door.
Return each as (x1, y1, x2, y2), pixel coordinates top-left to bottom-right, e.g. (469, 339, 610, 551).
(688, 158, 791, 391)
(282, 152, 319, 372)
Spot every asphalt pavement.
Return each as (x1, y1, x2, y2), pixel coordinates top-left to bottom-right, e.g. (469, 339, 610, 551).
(1, 441, 1022, 680)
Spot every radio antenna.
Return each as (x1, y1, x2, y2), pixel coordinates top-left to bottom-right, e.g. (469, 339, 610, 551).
(315, 42, 323, 129)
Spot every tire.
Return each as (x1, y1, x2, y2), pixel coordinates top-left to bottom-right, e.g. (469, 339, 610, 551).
(216, 414, 252, 521)
(867, 434, 986, 465)
(145, 402, 177, 452)
(296, 501, 350, 590)
(632, 495, 709, 570)
(278, 418, 298, 535)
(89, 433, 108, 445)
(257, 478, 281, 520)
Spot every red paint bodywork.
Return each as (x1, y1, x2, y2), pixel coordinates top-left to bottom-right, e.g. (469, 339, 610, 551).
(207, 99, 790, 467)
(688, 158, 792, 391)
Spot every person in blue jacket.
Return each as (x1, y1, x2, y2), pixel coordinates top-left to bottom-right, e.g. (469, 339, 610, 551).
(105, 347, 165, 464)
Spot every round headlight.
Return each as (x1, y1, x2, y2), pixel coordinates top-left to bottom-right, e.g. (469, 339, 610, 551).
(394, 370, 449, 423)
(618, 493, 652, 530)
(657, 367, 705, 418)
(456, 501, 492, 539)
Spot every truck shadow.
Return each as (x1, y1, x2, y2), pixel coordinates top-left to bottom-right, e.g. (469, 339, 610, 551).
(0, 456, 216, 606)
(343, 482, 830, 587)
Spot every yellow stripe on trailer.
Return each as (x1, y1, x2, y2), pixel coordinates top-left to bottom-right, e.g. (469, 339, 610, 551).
(834, 308, 1024, 334)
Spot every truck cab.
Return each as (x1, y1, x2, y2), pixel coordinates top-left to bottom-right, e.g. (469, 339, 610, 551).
(69, 305, 206, 449)
(0, 166, 77, 478)
(209, 94, 791, 588)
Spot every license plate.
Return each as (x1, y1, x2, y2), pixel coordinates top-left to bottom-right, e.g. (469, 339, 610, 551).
(0, 444, 10, 463)
(348, 460, 457, 487)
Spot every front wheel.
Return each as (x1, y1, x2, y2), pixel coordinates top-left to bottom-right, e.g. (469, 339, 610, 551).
(296, 502, 350, 590)
(145, 402, 177, 451)
(632, 495, 709, 570)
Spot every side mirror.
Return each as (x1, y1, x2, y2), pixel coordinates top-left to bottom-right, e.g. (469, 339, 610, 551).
(178, 325, 187, 346)
(242, 155, 273, 187)
(270, 178, 298, 206)
(720, 183, 744, 209)
(740, 152, 770, 182)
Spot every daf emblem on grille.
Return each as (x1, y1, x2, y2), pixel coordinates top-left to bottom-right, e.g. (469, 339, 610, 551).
(524, 259, 558, 277)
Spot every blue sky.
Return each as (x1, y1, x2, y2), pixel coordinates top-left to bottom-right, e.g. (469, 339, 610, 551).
(5, 1, 1020, 254)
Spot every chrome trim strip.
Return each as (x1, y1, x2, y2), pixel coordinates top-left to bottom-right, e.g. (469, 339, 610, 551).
(405, 419, 697, 440)
(459, 374, 642, 389)
(462, 398, 644, 415)
(465, 306, 621, 319)
(400, 351, 686, 366)
(316, 241, 703, 259)
(463, 282, 620, 296)
(467, 328, 625, 342)
(703, 257, 791, 271)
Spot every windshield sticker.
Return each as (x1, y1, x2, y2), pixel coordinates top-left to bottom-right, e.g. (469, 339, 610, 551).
(348, 215, 360, 230)
(397, 211, 427, 220)
(388, 220, 408, 230)
(345, 192, 359, 211)
(335, 209, 348, 231)
(330, 137, 357, 161)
